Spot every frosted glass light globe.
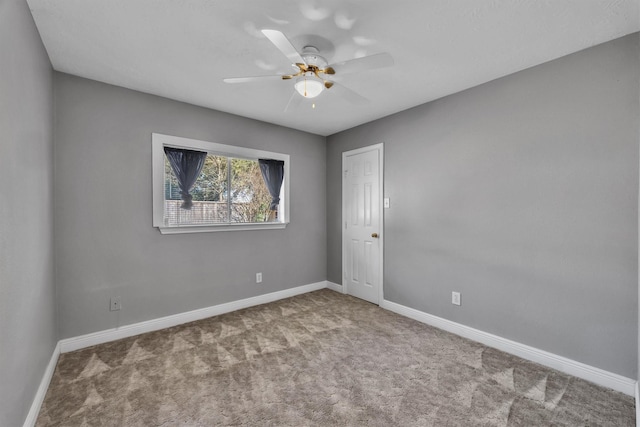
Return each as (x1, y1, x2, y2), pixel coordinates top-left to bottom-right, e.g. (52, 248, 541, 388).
(294, 75, 323, 98)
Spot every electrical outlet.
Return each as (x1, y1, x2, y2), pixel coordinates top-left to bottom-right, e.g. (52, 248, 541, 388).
(256, 272, 262, 283)
(452, 291, 461, 306)
(110, 296, 121, 311)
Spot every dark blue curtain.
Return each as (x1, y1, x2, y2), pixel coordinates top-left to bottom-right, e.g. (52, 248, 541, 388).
(258, 159, 285, 211)
(164, 147, 207, 210)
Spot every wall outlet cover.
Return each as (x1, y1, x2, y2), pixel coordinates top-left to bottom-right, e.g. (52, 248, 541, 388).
(452, 292, 461, 306)
(110, 297, 121, 311)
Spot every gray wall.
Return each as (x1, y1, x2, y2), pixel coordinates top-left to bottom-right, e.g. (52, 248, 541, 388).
(0, 0, 56, 425)
(54, 73, 326, 339)
(327, 34, 639, 378)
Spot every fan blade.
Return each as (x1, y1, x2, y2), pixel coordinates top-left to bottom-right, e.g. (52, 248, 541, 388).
(284, 90, 302, 112)
(329, 52, 394, 75)
(329, 82, 369, 105)
(223, 75, 284, 84)
(262, 29, 307, 66)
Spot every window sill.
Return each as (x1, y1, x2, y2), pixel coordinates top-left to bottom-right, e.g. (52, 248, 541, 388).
(157, 222, 288, 235)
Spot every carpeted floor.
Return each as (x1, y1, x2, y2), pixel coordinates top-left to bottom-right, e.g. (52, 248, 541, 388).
(36, 289, 634, 426)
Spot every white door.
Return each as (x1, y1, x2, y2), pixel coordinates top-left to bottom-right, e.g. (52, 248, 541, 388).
(342, 144, 383, 304)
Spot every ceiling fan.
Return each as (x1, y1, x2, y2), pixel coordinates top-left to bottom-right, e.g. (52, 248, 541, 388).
(224, 29, 393, 109)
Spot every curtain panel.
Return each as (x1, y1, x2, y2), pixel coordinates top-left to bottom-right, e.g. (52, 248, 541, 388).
(258, 159, 285, 212)
(164, 147, 207, 210)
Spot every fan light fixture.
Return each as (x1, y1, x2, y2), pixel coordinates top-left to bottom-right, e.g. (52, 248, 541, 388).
(294, 73, 323, 98)
(223, 30, 394, 109)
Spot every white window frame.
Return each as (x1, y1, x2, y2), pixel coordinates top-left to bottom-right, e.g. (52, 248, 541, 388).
(152, 133, 290, 234)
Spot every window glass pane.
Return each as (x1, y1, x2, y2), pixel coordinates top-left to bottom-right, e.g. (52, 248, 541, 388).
(230, 158, 272, 223)
(195, 155, 229, 223)
(164, 154, 273, 225)
(164, 156, 181, 201)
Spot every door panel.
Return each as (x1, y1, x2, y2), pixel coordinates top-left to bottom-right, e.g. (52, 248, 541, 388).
(351, 239, 359, 282)
(343, 147, 382, 304)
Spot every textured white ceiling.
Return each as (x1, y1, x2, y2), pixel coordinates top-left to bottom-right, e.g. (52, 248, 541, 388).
(27, 0, 639, 136)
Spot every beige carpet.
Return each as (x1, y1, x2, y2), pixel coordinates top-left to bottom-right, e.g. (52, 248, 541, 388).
(36, 289, 634, 426)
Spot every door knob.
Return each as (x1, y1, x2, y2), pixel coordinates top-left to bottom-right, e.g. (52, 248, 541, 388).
(371, 233, 379, 238)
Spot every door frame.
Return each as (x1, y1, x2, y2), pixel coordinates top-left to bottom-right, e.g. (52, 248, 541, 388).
(341, 143, 384, 305)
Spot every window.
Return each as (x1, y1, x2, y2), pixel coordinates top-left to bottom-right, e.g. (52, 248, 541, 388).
(153, 133, 289, 234)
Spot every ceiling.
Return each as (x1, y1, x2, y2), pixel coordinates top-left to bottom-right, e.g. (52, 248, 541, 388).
(27, 0, 639, 136)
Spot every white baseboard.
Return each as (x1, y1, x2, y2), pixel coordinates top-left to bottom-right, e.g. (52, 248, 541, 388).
(326, 281, 343, 293)
(23, 342, 60, 427)
(60, 281, 328, 353)
(381, 299, 637, 397)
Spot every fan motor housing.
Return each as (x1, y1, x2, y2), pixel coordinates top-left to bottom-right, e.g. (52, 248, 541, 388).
(301, 46, 328, 68)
